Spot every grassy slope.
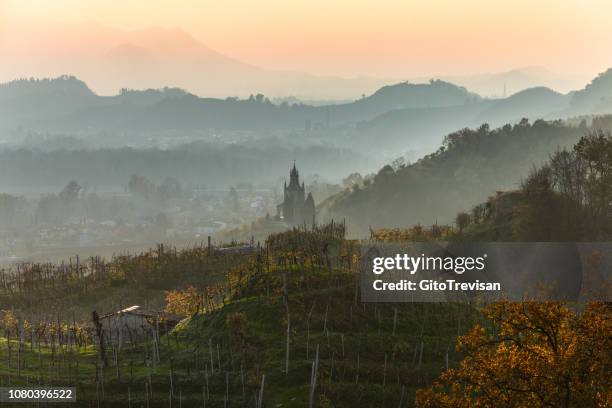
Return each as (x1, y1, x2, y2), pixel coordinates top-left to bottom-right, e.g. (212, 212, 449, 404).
(173, 274, 482, 407)
(0, 253, 483, 407)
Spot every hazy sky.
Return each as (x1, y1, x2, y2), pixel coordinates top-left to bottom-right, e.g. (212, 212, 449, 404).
(2, 0, 611, 92)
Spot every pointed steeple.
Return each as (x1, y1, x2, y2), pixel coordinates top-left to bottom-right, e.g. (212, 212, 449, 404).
(280, 163, 316, 226)
(289, 161, 300, 188)
(290, 161, 298, 177)
(305, 192, 314, 205)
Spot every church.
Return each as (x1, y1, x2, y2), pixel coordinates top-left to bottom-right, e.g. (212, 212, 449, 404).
(276, 163, 315, 225)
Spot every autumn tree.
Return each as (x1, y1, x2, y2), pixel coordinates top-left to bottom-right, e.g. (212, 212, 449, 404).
(164, 286, 201, 317)
(416, 301, 611, 408)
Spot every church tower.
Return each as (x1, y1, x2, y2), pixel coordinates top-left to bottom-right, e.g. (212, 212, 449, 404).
(278, 163, 315, 225)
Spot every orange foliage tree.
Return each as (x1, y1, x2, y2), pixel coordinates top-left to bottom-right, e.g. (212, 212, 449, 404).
(416, 301, 611, 408)
(164, 285, 201, 317)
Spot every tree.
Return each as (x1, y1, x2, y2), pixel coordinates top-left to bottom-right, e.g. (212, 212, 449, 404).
(416, 302, 611, 408)
(128, 175, 154, 199)
(470, 203, 487, 224)
(455, 212, 470, 233)
(374, 165, 394, 183)
(512, 165, 565, 241)
(59, 181, 81, 206)
(165, 286, 201, 316)
(512, 132, 612, 241)
(342, 172, 363, 189)
(574, 131, 612, 237)
(391, 157, 406, 171)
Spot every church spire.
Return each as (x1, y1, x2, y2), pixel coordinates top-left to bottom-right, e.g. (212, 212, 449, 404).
(289, 161, 300, 187)
(290, 161, 298, 177)
(279, 163, 315, 225)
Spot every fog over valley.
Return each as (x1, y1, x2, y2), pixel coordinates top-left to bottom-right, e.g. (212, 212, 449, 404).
(1, 64, 612, 260)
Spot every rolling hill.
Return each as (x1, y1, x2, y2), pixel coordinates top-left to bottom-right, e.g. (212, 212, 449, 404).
(319, 120, 588, 236)
(475, 87, 570, 127)
(0, 77, 479, 133)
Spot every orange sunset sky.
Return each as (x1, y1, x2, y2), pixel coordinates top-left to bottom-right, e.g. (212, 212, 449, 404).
(1, 0, 611, 97)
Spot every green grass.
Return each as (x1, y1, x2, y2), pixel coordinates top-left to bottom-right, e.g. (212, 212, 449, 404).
(0, 270, 484, 407)
(0, 233, 487, 407)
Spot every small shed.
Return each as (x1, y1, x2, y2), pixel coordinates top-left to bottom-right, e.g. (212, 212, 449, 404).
(99, 305, 181, 347)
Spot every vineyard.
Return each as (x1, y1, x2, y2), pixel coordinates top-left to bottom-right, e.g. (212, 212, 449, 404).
(0, 223, 486, 406)
(0, 222, 608, 406)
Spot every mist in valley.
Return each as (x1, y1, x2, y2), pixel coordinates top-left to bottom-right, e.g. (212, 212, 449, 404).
(2, 67, 612, 261)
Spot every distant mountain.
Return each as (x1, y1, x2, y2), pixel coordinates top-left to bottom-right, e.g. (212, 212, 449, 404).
(0, 76, 95, 100)
(0, 76, 480, 133)
(305, 80, 480, 128)
(357, 80, 480, 109)
(438, 67, 584, 97)
(0, 21, 594, 99)
(343, 86, 571, 156)
(96, 27, 267, 94)
(475, 87, 570, 126)
(0, 77, 195, 131)
(0, 76, 99, 126)
(0, 22, 393, 99)
(1, 70, 611, 156)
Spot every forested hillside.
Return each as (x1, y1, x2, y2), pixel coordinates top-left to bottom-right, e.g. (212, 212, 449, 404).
(321, 120, 588, 236)
(568, 68, 612, 114)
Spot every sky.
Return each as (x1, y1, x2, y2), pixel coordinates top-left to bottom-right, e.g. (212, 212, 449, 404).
(1, 0, 611, 95)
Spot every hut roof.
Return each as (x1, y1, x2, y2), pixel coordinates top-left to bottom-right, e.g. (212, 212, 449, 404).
(100, 305, 181, 322)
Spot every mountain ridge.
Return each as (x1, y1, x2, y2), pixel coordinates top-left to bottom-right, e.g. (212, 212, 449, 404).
(1, 21, 593, 99)
(1, 70, 611, 160)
